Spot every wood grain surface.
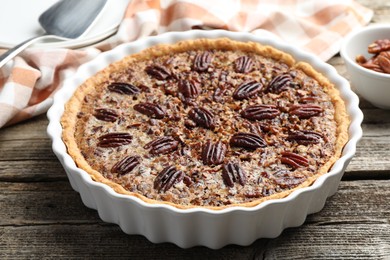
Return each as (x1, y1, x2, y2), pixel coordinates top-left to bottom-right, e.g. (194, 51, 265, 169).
(1, 1, 390, 259)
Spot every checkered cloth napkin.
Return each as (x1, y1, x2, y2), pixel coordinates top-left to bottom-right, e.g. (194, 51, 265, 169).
(0, 0, 372, 128)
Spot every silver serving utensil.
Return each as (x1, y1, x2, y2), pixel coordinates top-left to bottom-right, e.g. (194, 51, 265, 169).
(0, 0, 107, 68)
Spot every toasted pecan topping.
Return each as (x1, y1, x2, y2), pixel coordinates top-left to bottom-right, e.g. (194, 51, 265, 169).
(193, 51, 213, 72)
(290, 104, 323, 119)
(232, 80, 263, 100)
(241, 104, 280, 121)
(154, 166, 184, 192)
(202, 140, 226, 166)
(234, 56, 254, 73)
(94, 108, 118, 122)
(222, 162, 246, 187)
(287, 130, 323, 145)
(107, 82, 140, 95)
(188, 107, 215, 130)
(97, 133, 132, 148)
(266, 73, 293, 94)
(178, 79, 200, 99)
(280, 152, 309, 169)
(111, 156, 141, 175)
(145, 65, 171, 80)
(134, 102, 166, 119)
(144, 136, 179, 155)
(230, 132, 267, 150)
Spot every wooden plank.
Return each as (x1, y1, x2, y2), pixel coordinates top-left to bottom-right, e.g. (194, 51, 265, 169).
(0, 138, 55, 161)
(0, 182, 99, 226)
(307, 180, 390, 223)
(0, 222, 388, 258)
(1, 224, 389, 259)
(0, 115, 48, 141)
(0, 160, 66, 182)
(347, 135, 390, 173)
(0, 224, 269, 259)
(0, 139, 52, 160)
(262, 225, 390, 259)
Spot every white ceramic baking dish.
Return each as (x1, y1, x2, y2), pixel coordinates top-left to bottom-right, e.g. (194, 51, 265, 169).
(47, 30, 363, 249)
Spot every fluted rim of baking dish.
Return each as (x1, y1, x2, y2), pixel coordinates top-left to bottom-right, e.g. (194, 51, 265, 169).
(47, 30, 363, 216)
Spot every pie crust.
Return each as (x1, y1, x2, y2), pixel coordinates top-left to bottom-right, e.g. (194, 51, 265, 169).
(61, 38, 349, 210)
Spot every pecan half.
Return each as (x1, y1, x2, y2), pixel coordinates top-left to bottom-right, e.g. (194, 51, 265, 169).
(154, 165, 184, 192)
(188, 107, 215, 130)
(368, 39, 390, 54)
(234, 56, 254, 73)
(230, 132, 267, 150)
(97, 133, 132, 148)
(222, 162, 246, 187)
(178, 79, 200, 99)
(111, 156, 141, 175)
(377, 51, 390, 73)
(287, 130, 323, 145)
(107, 82, 140, 95)
(266, 73, 293, 94)
(241, 104, 280, 121)
(202, 140, 227, 165)
(144, 136, 179, 155)
(145, 65, 171, 80)
(232, 80, 263, 100)
(280, 152, 309, 169)
(272, 170, 305, 189)
(359, 58, 383, 73)
(355, 54, 367, 64)
(93, 108, 118, 122)
(193, 51, 213, 72)
(134, 102, 166, 119)
(289, 104, 323, 119)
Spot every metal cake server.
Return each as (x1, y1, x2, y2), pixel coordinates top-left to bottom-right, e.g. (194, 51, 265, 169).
(0, 0, 107, 68)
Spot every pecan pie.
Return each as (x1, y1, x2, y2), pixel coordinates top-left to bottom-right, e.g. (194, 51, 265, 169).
(61, 38, 349, 209)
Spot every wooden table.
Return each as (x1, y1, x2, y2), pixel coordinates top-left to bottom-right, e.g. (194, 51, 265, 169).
(1, 1, 390, 258)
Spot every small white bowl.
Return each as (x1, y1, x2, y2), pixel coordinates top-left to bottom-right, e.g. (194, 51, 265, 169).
(47, 30, 363, 249)
(340, 24, 390, 109)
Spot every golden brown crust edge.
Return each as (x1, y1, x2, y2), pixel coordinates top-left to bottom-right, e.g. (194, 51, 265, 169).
(61, 38, 350, 210)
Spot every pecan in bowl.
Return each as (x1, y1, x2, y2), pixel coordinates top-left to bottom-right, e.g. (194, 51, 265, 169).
(341, 24, 390, 109)
(356, 39, 390, 74)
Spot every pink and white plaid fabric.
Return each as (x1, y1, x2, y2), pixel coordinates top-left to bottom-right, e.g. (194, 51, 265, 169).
(0, 0, 373, 127)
